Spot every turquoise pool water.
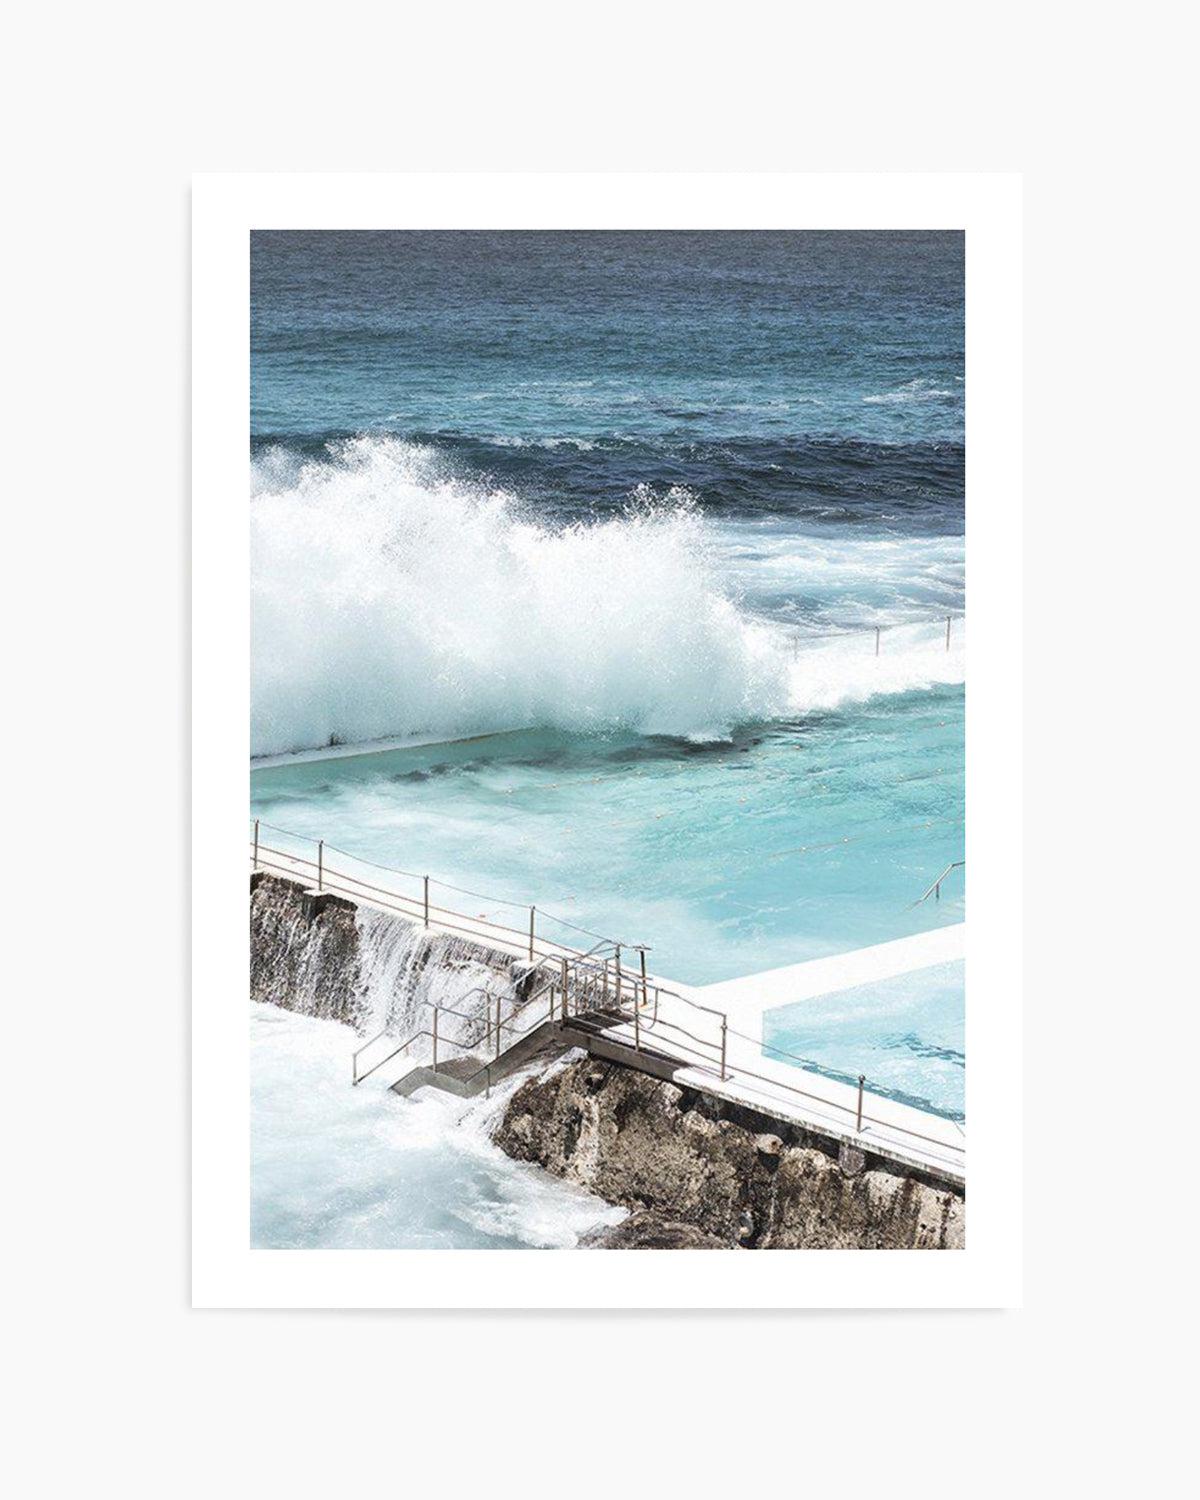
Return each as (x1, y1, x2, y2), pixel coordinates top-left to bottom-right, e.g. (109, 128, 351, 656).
(250, 682, 963, 988)
(763, 959, 965, 1120)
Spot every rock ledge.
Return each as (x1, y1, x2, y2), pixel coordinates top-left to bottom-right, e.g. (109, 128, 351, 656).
(494, 1057, 964, 1250)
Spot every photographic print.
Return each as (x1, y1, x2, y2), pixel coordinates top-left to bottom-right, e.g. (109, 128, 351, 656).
(246, 225, 967, 1252)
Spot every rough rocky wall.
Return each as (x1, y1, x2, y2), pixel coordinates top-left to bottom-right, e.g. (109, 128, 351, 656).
(494, 1056, 964, 1250)
(250, 872, 534, 1042)
(250, 873, 364, 1025)
(581, 1213, 728, 1249)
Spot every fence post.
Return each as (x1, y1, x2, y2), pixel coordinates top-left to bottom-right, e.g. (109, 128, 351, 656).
(615, 946, 622, 1007)
(561, 957, 569, 1022)
(317, 839, 323, 891)
(529, 907, 536, 960)
(432, 1007, 439, 1073)
(946, 615, 952, 651)
(495, 994, 502, 1059)
(875, 625, 881, 657)
(634, 982, 641, 1051)
(856, 1074, 865, 1133)
(720, 1016, 727, 1080)
(639, 948, 649, 1010)
(253, 818, 259, 869)
(423, 875, 429, 927)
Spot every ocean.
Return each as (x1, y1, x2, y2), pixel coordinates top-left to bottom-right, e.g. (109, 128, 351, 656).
(249, 230, 965, 1245)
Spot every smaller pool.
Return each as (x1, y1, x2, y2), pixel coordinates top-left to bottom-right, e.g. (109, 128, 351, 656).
(762, 958, 964, 1122)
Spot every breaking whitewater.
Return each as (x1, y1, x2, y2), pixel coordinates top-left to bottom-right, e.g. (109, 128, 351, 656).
(251, 436, 964, 760)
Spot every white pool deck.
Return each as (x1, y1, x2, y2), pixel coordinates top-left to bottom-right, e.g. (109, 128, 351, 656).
(253, 844, 966, 1185)
(633, 925, 965, 1183)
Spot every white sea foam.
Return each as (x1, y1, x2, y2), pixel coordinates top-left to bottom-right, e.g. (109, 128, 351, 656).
(480, 434, 599, 450)
(250, 1003, 624, 1249)
(862, 378, 956, 405)
(251, 436, 964, 757)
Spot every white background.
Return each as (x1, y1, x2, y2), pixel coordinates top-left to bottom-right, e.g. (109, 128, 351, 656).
(6, 1, 1193, 1492)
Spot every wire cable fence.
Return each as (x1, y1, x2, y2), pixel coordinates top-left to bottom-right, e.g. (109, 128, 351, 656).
(251, 818, 629, 958)
(252, 820, 965, 1170)
(788, 611, 964, 657)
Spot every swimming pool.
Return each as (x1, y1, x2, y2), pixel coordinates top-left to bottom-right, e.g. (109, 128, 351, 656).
(762, 958, 965, 1121)
(251, 678, 963, 989)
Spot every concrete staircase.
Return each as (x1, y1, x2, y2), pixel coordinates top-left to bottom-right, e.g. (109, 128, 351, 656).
(387, 1019, 570, 1099)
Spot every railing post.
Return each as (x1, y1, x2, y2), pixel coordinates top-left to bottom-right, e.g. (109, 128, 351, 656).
(639, 948, 649, 1010)
(495, 994, 502, 1059)
(720, 1016, 727, 1080)
(946, 615, 952, 651)
(856, 1074, 865, 1132)
(634, 984, 641, 1051)
(432, 1007, 439, 1072)
(253, 818, 259, 869)
(615, 946, 622, 1007)
(424, 875, 430, 927)
(875, 625, 881, 657)
(317, 839, 323, 891)
(602, 959, 608, 1004)
(529, 906, 535, 960)
(561, 957, 569, 1022)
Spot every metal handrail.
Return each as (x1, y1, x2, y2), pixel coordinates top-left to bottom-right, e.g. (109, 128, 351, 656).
(252, 819, 626, 952)
(350, 961, 964, 1160)
(254, 852, 539, 963)
(352, 1025, 391, 1064)
(792, 611, 963, 655)
(603, 1020, 965, 1160)
(352, 1030, 422, 1086)
(350, 940, 615, 1086)
(726, 1023, 964, 1136)
(910, 860, 965, 907)
(253, 844, 618, 970)
(255, 824, 965, 1160)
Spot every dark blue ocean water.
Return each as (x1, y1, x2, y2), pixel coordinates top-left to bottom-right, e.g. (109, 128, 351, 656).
(252, 230, 963, 530)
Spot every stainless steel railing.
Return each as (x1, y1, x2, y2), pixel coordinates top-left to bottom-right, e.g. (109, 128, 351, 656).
(791, 612, 963, 659)
(350, 941, 618, 1090)
(910, 860, 965, 907)
(253, 823, 964, 1163)
(251, 824, 620, 965)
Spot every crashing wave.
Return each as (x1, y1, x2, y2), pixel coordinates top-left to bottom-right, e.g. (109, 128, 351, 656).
(250, 435, 963, 758)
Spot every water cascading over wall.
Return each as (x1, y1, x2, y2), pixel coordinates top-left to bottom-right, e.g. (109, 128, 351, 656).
(249, 872, 527, 1057)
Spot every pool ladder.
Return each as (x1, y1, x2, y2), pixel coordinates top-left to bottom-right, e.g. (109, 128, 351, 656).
(910, 860, 964, 907)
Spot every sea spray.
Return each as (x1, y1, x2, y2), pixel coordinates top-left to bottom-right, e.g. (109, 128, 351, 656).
(355, 907, 517, 1059)
(251, 435, 963, 758)
(250, 1004, 625, 1249)
(251, 436, 783, 755)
